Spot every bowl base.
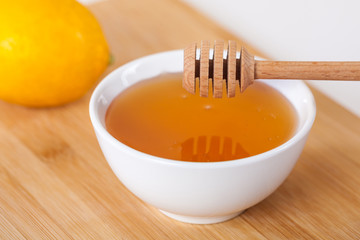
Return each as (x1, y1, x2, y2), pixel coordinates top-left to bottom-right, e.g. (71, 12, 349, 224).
(159, 210, 244, 224)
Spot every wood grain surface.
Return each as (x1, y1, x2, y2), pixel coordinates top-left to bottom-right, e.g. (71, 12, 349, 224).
(0, 0, 359, 239)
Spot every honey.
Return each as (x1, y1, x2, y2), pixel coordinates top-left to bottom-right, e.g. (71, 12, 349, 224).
(105, 73, 298, 162)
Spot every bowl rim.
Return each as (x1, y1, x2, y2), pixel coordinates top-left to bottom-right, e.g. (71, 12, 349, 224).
(89, 49, 316, 169)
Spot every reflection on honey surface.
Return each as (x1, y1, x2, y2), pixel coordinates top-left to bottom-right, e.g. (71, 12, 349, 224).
(181, 136, 249, 162)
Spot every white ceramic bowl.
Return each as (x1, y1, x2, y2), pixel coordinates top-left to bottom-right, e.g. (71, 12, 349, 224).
(89, 50, 316, 224)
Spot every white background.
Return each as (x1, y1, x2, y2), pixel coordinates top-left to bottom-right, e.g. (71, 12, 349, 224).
(181, 0, 360, 117)
(80, 0, 360, 117)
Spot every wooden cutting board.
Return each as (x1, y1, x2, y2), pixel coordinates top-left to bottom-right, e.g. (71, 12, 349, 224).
(0, 0, 359, 239)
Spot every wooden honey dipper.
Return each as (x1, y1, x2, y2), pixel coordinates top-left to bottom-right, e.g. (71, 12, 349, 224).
(183, 40, 360, 97)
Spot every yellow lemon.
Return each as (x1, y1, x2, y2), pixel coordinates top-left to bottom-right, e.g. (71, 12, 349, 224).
(0, 0, 110, 107)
